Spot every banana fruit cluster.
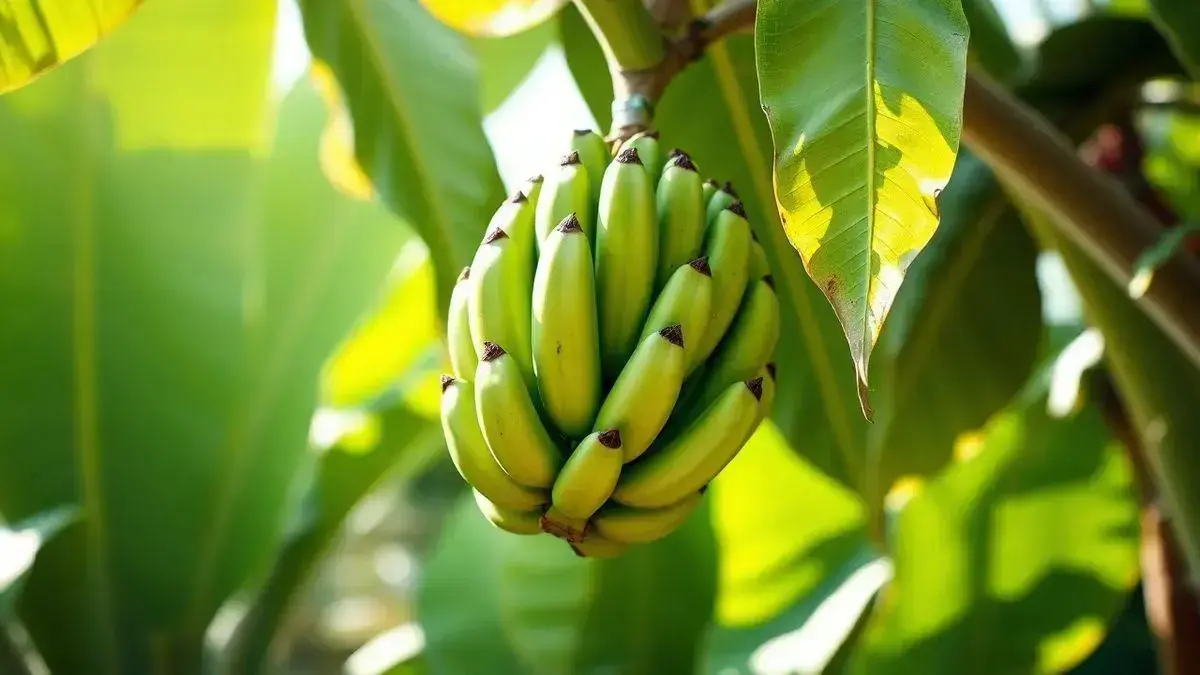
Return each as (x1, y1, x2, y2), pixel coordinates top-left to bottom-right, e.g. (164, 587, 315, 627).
(440, 129, 779, 559)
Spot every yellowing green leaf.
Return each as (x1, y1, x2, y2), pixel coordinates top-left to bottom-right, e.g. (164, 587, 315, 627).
(0, 0, 145, 94)
(756, 0, 970, 407)
(421, 0, 567, 37)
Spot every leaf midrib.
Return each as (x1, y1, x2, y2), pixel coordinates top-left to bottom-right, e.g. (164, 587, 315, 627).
(862, 0, 877, 382)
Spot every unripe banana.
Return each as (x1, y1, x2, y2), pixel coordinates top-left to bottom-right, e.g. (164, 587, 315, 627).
(593, 325, 686, 463)
(535, 152, 593, 248)
(570, 129, 609, 203)
(447, 267, 477, 380)
(468, 193, 537, 391)
(691, 202, 752, 366)
(531, 214, 602, 438)
(641, 258, 712, 374)
(442, 376, 549, 511)
(570, 534, 629, 559)
(475, 342, 564, 488)
(523, 173, 544, 206)
(748, 236, 770, 281)
(592, 490, 703, 544)
(540, 504, 589, 542)
(705, 181, 739, 226)
(551, 429, 623, 521)
(473, 490, 543, 535)
(595, 146, 657, 379)
(613, 377, 764, 508)
(655, 152, 706, 290)
(623, 131, 662, 186)
(691, 276, 780, 413)
(701, 178, 719, 206)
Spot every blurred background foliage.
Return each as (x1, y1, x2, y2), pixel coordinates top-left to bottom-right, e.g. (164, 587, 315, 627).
(0, 0, 1197, 673)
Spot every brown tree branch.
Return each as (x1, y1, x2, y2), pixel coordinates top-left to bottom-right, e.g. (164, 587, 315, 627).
(963, 70, 1200, 371)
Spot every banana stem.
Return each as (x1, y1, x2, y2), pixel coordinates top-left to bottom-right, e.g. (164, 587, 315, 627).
(571, 0, 666, 72)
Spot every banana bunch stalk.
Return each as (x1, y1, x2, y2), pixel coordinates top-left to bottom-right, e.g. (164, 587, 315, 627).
(440, 130, 779, 558)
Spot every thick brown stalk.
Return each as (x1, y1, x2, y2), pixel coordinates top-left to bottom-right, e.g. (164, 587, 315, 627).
(962, 70, 1200, 371)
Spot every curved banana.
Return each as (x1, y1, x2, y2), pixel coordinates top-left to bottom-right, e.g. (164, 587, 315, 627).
(613, 377, 763, 508)
(523, 173, 544, 206)
(595, 146, 657, 379)
(532, 214, 602, 438)
(705, 181, 739, 226)
(592, 491, 703, 544)
(691, 276, 780, 412)
(535, 152, 593, 248)
(469, 192, 537, 391)
(475, 342, 564, 488)
(473, 490, 543, 535)
(748, 236, 770, 281)
(593, 325, 686, 463)
(655, 152, 706, 290)
(701, 178, 719, 206)
(540, 504, 589, 542)
(447, 266, 478, 380)
(551, 429, 623, 521)
(442, 376, 549, 511)
(641, 257, 712, 374)
(570, 129, 610, 204)
(623, 131, 662, 186)
(691, 202, 752, 366)
(570, 534, 629, 559)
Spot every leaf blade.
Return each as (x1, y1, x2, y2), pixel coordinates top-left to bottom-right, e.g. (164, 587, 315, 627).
(420, 0, 567, 37)
(756, 0, 970, 398)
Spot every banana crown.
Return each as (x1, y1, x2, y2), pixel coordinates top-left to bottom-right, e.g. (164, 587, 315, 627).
(443, 131, 778, 558)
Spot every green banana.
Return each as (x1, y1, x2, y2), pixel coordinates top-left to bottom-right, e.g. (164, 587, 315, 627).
(691, 276, 780, 413)
(570, 129, 609, 202)
(593, 325, 686, 463)
(473, 490, 543, 535)
(468, 192, 537, 391)
(551, 429, 623, 520)
(701, 178, 719, 205)
(623, 131, 661, 186)
(691, 202, 752, 366)
(535, 152, 593, 247)
(640, 257, 712, 374)
(654, 152, 706, 290)
(475, 342, 564, 488)
(531, 214, 602, 438)
(705, 181, 739, 225)
(748, 236, 770, 281)
(613, 377, 763, 508)
(523, 173, 544, 205)
(595, 146, 658, 379)
(447, 266, 477, 380)
(442, 376, 549, 511)
(570, 534, 629, 559)
(592, 491, 703, 544)
(540, 504, 589, 542)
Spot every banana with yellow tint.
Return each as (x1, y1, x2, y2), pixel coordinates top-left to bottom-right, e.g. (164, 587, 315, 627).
(474, 342, 563, 488)
(593, 325, 686, 463)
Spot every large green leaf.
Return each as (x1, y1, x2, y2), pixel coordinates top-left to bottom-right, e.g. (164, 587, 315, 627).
(0, 507, 77, 616)
(849, 358, 1141, 675)
(224, 406, 442, 675)
(1146, 0, 1200, 78)
(869, 150, 1042, 490)
(755, 0, 970, 401)
(420, 492, 716, 674)
(702, 421, 880, 674)
(421, 0, 567, 37)
(1026, 209, 1200, 584)
(0, 0, 145, 94)
(0, 1, 409, 670)
(296, 0, 507, 313)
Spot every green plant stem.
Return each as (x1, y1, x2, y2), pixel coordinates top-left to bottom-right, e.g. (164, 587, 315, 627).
(571, 0, 666, 72)
(962, 69, 1200, 371)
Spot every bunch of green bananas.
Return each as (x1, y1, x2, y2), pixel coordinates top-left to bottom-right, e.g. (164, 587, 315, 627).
(439, 129, 779, 559)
